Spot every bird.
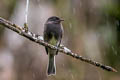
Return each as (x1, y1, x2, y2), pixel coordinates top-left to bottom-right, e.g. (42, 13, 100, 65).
(43, 16, 64, 76)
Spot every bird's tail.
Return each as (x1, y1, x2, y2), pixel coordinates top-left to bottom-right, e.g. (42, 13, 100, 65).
(47, 54, 56, 76)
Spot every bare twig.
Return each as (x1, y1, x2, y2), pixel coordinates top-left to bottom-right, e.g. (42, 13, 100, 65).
(25, 0, 29, 24)
(0, 17, 117, 72)
(23, 0, 29, 32)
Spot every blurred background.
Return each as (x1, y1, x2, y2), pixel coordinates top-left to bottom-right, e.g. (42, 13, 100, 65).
(0, 0, 120, 80)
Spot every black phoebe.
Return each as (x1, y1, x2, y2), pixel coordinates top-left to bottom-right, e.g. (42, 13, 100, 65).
(44, 16, 64, 76)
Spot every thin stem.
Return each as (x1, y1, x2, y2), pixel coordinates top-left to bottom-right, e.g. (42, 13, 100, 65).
(25, 0, 29, 24)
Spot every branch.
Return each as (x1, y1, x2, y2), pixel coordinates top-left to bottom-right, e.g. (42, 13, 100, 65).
(0, 17, 117, 72)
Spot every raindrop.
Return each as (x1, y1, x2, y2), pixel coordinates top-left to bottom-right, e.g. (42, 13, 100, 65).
(73, 8, 76, 14)
(114, 51, 118, 55)
(71, 74, 74, 80)
(69, 23, 72, 29)
(115, 20, 119, 26)
(79, 1, 82, 7)
(62, 63, 65, 67)
(32, 73, 36, 78)
(111, 46, 118, 55)
(111, 46, 114, 51)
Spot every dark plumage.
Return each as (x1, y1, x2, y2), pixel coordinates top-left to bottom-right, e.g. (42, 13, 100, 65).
(43, 16, 63, 76)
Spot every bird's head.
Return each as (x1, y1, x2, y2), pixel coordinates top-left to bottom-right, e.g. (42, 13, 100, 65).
(47, 16, 64, 24)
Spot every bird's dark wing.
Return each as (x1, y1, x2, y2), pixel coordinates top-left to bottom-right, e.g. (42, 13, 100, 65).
(45, 47, 48, 55)
(44, 34, 49, 54)
(44, 24, 49, 55)
(55, 30, 63, 55)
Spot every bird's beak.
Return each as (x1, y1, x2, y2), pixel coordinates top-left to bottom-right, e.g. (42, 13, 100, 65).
(60, 19, 64, 22)
(56, 19, 64, 22)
